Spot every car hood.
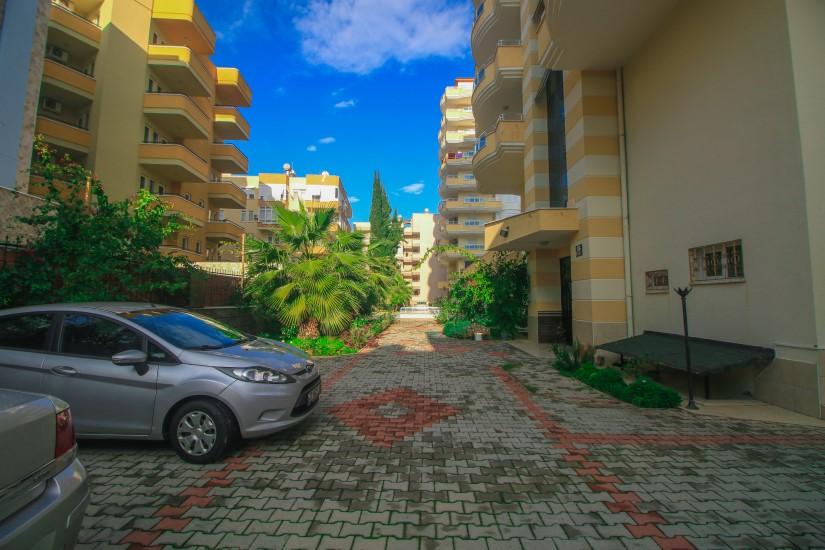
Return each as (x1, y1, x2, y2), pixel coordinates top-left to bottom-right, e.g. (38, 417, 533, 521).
(180, 337, 311, 374)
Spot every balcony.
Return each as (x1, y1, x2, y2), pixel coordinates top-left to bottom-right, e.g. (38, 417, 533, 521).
(440, 129, 477, 154)
(440, 151, 475, 176)
(213, 106, 250, 140)
(444, 223, 485, 237)
(471, 0, 521, 63)
(216, 67, 252, 107)
(473, 116, 524, 196)
(540, 0, 678, 70)
(206, 219, 244, 243)
(147, 45, 213, 97)
(159, 194, 206, 226)
(36, 115, 91, 153)
(138, 143, 209, 182)
(41, 59, 96, 103)
(485, 208, 579, 251)
(439, 176, 478, 196)
(210, 143, 248, 174)
(143, 93, 210, 140)
(472, 41, 523, 131)
(444, 108, 475, 127)
(439, 198, 502, 215)
(304, 199, 340, 210)
(152, 0, 216, 54)
(208, 180, 246, 209)
(440, 84, 473, 111)
(48, 3, 101, 51)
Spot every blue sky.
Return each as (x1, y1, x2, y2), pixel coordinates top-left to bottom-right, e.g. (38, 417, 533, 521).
(197, 0, 475, 221)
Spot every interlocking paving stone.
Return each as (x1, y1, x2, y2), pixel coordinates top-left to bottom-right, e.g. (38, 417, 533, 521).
(77, 320, 825, 549)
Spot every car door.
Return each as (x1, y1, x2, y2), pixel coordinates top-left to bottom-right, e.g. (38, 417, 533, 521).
(0, 313, 56, 393)
(41, 312, 158, 436)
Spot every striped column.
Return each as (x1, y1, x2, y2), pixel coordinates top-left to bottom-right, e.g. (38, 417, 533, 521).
(564, 70, 627, 346)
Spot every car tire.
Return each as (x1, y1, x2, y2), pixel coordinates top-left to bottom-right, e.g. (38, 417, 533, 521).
(169, 399, 234, 464)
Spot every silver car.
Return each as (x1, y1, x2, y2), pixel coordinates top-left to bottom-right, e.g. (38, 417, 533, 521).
(0, 303, 321, 463)
(0, 388, 89, 549)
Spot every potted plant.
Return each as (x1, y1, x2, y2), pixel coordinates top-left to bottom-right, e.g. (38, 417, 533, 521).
(471, 323, 488, 341)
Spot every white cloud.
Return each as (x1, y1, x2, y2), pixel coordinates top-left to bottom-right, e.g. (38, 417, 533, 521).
(319, 137, 336, 144)
(401, 183, 425, 195)
(294, 0, 471, 74)
(334, 99, 357, 109)
(216, 0, 257, 43)
(307, 145, 318, 152)
(349, 196, 360, 203)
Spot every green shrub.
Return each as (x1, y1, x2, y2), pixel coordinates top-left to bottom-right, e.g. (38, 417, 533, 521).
(288, 336, 356, 356)
(443, 320, 472, 339)
(622, 376, 682, 408)
(551, 341, 595, 373)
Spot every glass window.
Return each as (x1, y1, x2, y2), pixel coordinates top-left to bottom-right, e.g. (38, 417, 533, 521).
(148, 342, 174, 363)
(122, 309, 248, 350)
(689, 240, 745, 282)
(60, 314, 143, 358)
(645, 270, 669, 293)
(546, 70, 568, 207)
(0, 314, 53, 351)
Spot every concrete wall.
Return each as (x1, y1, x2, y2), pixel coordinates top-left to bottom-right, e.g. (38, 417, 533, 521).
(622, 0, 821, 416)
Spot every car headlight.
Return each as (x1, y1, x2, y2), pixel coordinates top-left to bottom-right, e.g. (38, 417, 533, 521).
(220, 367, 295, 384)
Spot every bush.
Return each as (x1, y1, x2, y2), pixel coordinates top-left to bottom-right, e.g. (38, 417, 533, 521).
(288, 336, 357, 356)
(551, 341, 595, 373)
(443, 320, 472, 339)
(554, 358, 681, 409)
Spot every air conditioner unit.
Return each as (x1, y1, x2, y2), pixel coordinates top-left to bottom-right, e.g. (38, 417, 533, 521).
(46, 45, 69, 64)
(41, 97, 63, 114)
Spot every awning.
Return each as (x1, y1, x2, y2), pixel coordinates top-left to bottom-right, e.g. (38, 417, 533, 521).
(598, 331, 775, 375)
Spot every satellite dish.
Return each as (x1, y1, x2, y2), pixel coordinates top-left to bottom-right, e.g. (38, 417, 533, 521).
(283, 163, 291, 172)
(424, 208, 430, 213)
(321, 170, 330, 177)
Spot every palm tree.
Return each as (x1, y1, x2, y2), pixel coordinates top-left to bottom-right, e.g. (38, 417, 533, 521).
(245, 202, 409, 337)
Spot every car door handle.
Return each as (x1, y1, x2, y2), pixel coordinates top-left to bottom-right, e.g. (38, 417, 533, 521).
(51, 366, 77, 376)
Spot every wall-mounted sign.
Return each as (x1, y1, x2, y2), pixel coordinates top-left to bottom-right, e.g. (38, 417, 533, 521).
(575, 243, 583, 257)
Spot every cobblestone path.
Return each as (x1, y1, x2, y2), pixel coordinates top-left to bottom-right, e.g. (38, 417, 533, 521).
(77, 320, 825, 549)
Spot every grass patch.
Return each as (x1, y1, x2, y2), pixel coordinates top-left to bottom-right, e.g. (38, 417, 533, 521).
(523, 383, 539, 394)
(501, 362, 521, 372)
(443, 319, 472, 339)
(287, 336, 357, 356)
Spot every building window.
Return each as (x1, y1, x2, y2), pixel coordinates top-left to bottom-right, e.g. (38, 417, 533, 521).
(143, 126, 150, 142)
(645, 270, 669, 294)
(149, 180, 155, 193)
(689, 240, 744, 283)
(139, 176, 146, 190)
(147, 79, 154, 93)
(195, 242, 201, 254)
(532, 0, 546, 25)
(546, 70, 567, 207)
(158, 185, 165, 195)
(182, 237, 189, 250)
(464, 196, 482, 203)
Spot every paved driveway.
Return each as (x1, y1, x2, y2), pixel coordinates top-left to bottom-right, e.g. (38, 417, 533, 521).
(77, 321, 825, 549)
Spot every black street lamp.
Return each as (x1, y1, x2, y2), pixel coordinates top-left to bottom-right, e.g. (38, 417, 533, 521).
(675, 286, 699, 410)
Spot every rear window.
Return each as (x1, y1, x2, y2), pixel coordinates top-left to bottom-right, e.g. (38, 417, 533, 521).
(0, 314, 53, 351)
(59, 314, 144, 358)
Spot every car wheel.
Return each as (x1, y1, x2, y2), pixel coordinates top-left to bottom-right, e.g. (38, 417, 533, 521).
(170, 399, 234, 464)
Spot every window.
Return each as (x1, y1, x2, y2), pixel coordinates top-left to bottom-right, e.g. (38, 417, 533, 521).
(143, 126, 150, 143)
(149, 180, 155, 193)
(0, 314, 53, 351)
(312, 194, 321, 201)
(140, 176, 146, 190)
(195, 241, 201, 254)
(121, 309, 247, 350)
(158, 185, 165, 195)
(546, 70, 568, 207)
(334, 188, 339, 198)
(645, 270, 669, 294)
(184, 192, 191, 201)
(464, 196, 482, 203)
(148, 342, 174, 363)
(464, 219, 482, 226)
(60, 314, 143, 358)
(689, 240, 744, 282)
(182, 237, 189, 250)
(152, 131, 159, 143)
(147, 78, 154, 93)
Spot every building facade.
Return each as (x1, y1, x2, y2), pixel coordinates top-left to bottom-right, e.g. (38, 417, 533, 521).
(222, 171, 353, 248)
(474, 0, 825, 418)
(397, 212, 444, 305)
(29, 0, 251, 261)
(436, 78, 520, 284)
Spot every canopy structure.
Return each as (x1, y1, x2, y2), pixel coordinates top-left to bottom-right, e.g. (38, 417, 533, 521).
(599, 331, 774, 398)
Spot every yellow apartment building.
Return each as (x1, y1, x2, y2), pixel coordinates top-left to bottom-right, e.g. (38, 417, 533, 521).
(474, 0, 825, 418)
(29, 0, 251, 262)
(222, 171, 353, 247)
(397, 212, 445, 305)
(436, 78, 519, 284)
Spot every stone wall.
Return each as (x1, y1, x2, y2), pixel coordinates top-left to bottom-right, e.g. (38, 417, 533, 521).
(0, 186, 41, 243)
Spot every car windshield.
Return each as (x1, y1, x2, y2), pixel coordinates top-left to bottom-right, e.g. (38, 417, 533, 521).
(121, 309, 249, 350)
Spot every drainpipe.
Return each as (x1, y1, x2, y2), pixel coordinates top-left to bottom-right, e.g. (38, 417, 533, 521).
(616, 68, 634, 337)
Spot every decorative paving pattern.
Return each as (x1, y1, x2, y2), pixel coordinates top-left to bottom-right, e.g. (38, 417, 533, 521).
(76, 320, 825, 549)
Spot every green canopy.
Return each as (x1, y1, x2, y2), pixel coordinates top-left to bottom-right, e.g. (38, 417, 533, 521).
(598, 331, 774, 375)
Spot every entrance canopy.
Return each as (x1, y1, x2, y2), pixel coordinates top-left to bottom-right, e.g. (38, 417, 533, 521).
(598, 331, 774, 375)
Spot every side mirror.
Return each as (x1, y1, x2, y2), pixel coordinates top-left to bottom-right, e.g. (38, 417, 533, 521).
(112, 349, 148, 367)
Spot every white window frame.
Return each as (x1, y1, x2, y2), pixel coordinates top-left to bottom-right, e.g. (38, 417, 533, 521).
(689, 240, 745, 283)
(645, 270, 669, 294)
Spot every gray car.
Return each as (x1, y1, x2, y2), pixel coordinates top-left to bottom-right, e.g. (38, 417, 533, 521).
(0, 303, 321, 463)
(0, 388, 89, 549)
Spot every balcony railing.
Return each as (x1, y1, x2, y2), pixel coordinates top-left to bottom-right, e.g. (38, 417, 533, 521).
(476, 114, 524, 153)
(50, 2, 102, 43)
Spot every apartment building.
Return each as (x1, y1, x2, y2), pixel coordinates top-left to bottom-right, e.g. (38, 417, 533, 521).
(397, 212, 444, 305)
(353, 221, 371, 249)
(474, 0, 825, 418)
(436, 78, 519, 283)
(222, 171, 353, 246)
(29, 0, 251, 261)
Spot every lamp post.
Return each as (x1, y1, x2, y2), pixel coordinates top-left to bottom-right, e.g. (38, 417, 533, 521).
(674, 287, 698, 410)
